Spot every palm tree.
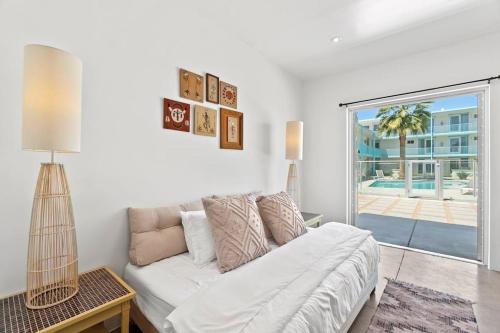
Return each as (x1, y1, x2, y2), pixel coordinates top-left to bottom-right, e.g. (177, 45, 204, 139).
(376, 103, 432, 179)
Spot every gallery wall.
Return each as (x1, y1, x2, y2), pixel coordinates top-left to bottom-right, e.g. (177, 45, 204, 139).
(301, 32, 500, 270)
(0, 0, 302, 294)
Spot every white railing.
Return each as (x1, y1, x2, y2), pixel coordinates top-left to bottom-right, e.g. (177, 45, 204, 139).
(384, 146, 477, 157)
(432, 121, 478, 134)
(356, 159, 478, 200)
(376, 121, 478, 139)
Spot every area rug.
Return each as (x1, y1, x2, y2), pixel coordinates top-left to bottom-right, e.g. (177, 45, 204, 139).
(367, 279, 479, 333)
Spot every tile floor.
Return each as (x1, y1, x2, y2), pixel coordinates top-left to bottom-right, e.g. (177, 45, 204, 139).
(348, 245, 500, 333)
(358, 194, 477, 226)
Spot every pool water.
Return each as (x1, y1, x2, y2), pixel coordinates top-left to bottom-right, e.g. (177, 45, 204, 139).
(369, 179, 468, 190)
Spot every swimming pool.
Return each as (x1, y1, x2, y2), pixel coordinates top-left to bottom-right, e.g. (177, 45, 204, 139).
(369, 179, 469, 190)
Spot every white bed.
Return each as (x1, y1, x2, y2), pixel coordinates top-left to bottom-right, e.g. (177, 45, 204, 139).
(124, 222, 379, 333)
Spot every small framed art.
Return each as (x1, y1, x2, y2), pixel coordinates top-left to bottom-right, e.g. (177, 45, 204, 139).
(206, 73, 219, 104)
(220, 81, 237, 109)
(180, 68, 203, 102)
(194, 105, 216, 137)
(220, 108, 243, 150)
(164, 98, 190, 132)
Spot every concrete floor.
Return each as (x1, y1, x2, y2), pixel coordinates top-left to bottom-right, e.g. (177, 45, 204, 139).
(358, 194, 477, 226)
(348, 245, 500, 333)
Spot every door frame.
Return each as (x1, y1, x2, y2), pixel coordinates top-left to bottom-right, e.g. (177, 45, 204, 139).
(346, 84, 490, 266)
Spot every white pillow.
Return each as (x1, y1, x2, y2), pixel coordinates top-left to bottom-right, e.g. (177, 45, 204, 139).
(180, 210, 216, 265)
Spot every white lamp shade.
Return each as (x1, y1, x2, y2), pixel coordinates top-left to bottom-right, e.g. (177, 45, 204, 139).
(285, 121, 303, 160)
(22, 44, 82, 153)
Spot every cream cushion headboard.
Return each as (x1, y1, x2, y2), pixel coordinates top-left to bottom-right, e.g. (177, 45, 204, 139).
(128, 200, 203, 266)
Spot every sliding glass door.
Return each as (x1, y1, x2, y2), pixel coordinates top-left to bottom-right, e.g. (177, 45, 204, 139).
(348, 87, 488, 262)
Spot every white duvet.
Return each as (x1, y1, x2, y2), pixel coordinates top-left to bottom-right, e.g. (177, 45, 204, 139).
(164, 223, 379, 333)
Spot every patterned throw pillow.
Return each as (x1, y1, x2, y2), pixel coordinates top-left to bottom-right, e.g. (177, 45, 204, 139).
(202, 194, 270, 273)
(256, 192, 307, 245)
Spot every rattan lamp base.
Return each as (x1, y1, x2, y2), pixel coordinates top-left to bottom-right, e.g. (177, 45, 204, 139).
(286, 162, 301, 209)
(26, 163, 79, 309)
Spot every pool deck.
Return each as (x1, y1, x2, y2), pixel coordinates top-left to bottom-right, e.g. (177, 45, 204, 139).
(359, 179, 476, 202)
(358, 194, 477, 226)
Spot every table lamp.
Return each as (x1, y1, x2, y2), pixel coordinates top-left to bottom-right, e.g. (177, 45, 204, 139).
(286, 121, 303, 208)
(23, 44, 82, 309)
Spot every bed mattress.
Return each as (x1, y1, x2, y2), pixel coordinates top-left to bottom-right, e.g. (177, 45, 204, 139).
(124, 242, 280, 331)
(124, 223, 379, 333)
(124, 253, 220, 331)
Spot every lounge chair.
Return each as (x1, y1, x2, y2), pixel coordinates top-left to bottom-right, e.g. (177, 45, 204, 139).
(460, 179, 476, 195)
(372, 170, 386, 180)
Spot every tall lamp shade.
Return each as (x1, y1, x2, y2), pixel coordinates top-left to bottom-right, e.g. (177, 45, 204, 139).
(23, 44, 82, 309)
(23, 44, 82, 153)
(285, 121, 303, 208)
(286, 121, 303, 160)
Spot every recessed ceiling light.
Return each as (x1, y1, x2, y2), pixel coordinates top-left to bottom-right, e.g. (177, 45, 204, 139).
(330, 36, 341, 43)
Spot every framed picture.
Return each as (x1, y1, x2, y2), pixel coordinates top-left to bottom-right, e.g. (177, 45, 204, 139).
(220, 81, 237, 109)
(180, 68, 203, 102)
(206, 73, 219, 104)
(194, 105, 217, 137)
(220, 108, 243, 149)
(163, 98, 190, 132)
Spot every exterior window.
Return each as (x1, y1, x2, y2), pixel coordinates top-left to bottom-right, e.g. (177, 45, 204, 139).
(450, 160, 460, 170)
(450, 138, 460, 153)
(373, 124, 379, 131)
(460, 158, 469, 169)
(425, 139, 432, 153)
(407, 140, 414, 144)
(450, 115, 460, 132)
(375, 141, 380, 149)
(461, 113, 469, 131)
(425, 163, 433, 174)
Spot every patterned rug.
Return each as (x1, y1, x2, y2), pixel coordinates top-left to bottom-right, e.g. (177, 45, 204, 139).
(367, 279, 479, 333)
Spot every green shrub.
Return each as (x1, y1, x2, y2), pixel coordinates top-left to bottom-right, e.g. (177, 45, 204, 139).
(456, 171, 469, 180)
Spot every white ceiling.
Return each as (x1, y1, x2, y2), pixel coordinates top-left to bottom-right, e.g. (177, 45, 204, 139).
(191, 0, 500, 80)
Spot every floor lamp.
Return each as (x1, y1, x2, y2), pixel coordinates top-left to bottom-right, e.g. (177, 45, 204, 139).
(23, 44, 82, 309)
(286, 121, 303, 208)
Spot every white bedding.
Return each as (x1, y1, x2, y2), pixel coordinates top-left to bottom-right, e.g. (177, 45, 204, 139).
(126, 223, 379, 333)
(124, 240, 280, 331)
(124, 253, 220, 331)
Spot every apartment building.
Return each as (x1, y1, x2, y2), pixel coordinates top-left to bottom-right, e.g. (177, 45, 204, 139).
(357, 107, 478, 177)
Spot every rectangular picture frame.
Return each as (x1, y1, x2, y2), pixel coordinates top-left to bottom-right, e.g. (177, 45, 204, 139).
(206, 73, 219, 104)
(163, 98, 190, 132)
(220, 108, 243, 150)
(194, 105, 217, 137)
(180, 68, 204, 102)
(219, 81, 238, 109)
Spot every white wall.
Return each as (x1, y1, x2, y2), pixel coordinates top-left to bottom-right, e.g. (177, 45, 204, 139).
(302, 32, 500, 270)
(0, 0, 302, 295)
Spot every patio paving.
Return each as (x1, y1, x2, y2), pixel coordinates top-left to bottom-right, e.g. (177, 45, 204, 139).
(357, 213, 477, 260)
(358, 194, 477, 226)
(357, 194, 478, 260)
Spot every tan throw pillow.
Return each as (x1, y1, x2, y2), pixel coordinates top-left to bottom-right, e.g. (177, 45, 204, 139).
(256, 191, 307, 246)
(128, 200, 203, 266)
(128, 206, 187, 266)
(211, 192, 272, 239)
(202, 194, 270, 273)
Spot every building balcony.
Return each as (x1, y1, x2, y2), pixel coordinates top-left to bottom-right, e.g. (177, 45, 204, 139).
(384, 145, 477, 158)
(357, 142, 388, 158)
(433, 121, 477, 134)
(376, 122, 478, 139)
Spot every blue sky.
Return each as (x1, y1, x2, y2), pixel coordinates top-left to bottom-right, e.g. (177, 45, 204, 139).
(356, 95, 478, 120)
